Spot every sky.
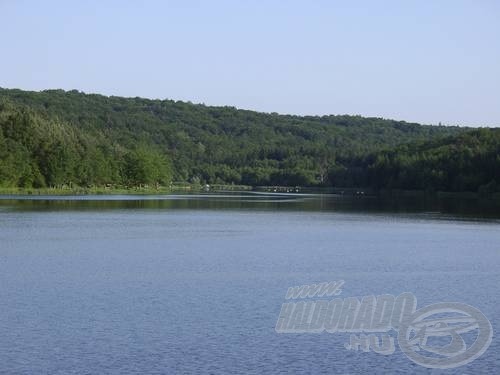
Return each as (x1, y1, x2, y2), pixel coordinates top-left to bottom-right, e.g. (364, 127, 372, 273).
(1, 0, 499, 126)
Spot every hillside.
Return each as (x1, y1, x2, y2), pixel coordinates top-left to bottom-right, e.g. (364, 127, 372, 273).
(0, 88, 470, 190)
(331, 128, 500, 193)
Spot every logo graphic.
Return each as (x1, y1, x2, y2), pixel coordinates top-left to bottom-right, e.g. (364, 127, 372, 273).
(398, 302, 493, 369)
(275, 281, 492, 369)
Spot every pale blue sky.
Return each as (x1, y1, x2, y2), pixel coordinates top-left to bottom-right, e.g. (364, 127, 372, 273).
(1, 0, 499, 126)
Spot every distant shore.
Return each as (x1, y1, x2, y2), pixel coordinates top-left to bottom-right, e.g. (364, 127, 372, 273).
(0, 184, 252, 196)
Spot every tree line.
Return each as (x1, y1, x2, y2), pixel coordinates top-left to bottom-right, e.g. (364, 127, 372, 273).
(329, 129, 500, 193)
(1, 87, 498, 193)
(0, 101, 171, 188)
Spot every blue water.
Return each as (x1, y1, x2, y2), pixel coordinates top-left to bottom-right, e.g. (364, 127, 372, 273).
(0, 194, 499, 374)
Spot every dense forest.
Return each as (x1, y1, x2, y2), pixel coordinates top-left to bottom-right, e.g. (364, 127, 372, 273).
(0, 87, 498, 193)
(330, 129, 500, 193)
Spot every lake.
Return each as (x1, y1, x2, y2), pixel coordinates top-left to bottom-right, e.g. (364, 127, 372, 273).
(0, 193, 499, 374)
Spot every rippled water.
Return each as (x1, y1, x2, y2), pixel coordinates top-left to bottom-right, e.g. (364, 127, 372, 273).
(0, 193, 499, 374)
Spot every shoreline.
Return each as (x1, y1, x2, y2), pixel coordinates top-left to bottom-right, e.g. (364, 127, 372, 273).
(0, 184, 253, 196)
(0, 186, 499, 201)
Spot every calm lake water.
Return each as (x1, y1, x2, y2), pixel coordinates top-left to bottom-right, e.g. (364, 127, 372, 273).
(0, 193, 499, 374)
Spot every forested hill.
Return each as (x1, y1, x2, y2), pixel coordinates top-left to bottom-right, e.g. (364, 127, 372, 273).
(330, 128, 500, 193)
(2, 87, 497, 192)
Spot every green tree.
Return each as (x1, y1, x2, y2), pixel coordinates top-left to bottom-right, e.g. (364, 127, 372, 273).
(125, 144, 172, 186)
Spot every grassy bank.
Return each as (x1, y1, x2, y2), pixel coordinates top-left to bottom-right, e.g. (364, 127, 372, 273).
(0, 183, 253, 196)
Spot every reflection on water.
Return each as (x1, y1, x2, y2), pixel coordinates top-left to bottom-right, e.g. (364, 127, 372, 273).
(1, 191, 500, 219)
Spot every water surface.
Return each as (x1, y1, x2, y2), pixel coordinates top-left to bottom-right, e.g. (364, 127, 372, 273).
(0, 193, 499, 374)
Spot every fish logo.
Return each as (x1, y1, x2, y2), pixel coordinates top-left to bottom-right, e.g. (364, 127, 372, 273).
(398, 302, 492, 369)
